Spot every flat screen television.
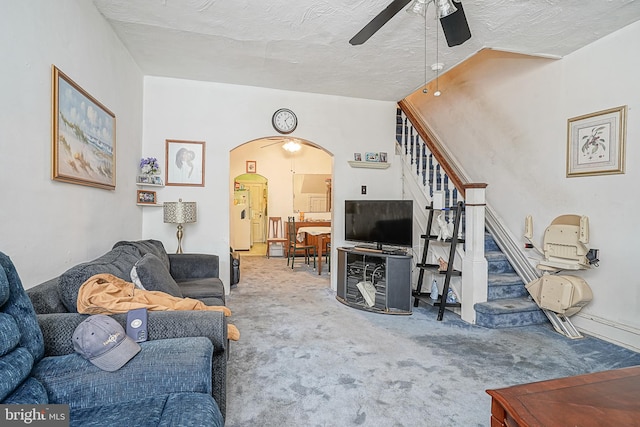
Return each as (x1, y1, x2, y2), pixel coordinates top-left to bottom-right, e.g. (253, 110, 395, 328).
(344, 200, 413, 249)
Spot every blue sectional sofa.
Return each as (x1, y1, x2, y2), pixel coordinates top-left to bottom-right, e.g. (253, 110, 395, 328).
(25, 240, 230, 417)
(0, 251, 224, 426)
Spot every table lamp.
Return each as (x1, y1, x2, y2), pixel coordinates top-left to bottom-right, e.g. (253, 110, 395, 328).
(163, 198, 197, 253)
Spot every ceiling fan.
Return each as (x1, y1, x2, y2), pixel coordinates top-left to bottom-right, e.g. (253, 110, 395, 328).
(260, 137, 310, 153)
(349, 0, 471, 47)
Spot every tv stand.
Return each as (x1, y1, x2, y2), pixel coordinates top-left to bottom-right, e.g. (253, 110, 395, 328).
(336, 247, 412, 314)
(353, 245, 382, 253)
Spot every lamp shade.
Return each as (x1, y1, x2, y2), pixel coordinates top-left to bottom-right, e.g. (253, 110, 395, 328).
(163, 199, 197, 224)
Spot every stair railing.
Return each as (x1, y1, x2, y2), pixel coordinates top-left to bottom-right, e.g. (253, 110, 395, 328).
(397, 101, 488, 324)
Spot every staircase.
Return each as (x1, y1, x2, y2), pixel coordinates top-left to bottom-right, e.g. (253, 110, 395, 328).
(474, 233, 547, 328)
(397, 104, 547, 328)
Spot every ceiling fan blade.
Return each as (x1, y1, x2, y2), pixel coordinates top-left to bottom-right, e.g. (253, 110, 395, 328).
(260, 140, 283, 149)
(440, 1, 471, 47)
(349, 0, 412, 46)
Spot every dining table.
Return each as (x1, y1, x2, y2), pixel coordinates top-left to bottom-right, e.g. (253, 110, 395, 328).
(296, 226, 331, 275)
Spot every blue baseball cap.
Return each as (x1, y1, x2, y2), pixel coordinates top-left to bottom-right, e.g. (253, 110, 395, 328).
(73, 315, 141, 371)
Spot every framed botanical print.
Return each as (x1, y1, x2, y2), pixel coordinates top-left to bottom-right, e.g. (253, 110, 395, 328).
(567, 106, 626, 177)
(246, 160, 257, 173)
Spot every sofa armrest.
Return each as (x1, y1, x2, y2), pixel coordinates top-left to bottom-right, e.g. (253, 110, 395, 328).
(26, 278, 68, 314)
(37, 310, 228, 416)
(33, 337, 213, 410)
(169, 253, 219, 280)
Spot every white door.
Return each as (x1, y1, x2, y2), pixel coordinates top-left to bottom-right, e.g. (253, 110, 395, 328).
(247, 183, 266, 243)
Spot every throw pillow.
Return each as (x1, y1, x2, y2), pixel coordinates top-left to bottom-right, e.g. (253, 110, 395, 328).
(129, 264, 146, 290)
(132, 253, 183, 297)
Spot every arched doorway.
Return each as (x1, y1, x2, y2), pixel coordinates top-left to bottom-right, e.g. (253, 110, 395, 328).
(229, 137, 333, 260)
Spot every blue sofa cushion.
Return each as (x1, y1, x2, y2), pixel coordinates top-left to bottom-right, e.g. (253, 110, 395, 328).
(131, 253, 183, 297)
(32, 337, 213, 409)
(70, 393, 223, 427)
(3, 377, 48, 404)
(58, 246, 141, 312)
(158, 393, 224, 427)
(0, 252, 45, 404)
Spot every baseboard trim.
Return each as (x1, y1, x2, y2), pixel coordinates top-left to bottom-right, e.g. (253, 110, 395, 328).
(573, 313, 640, 352)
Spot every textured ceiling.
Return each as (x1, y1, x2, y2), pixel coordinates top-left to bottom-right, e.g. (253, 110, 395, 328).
(93, 0, 640, 101)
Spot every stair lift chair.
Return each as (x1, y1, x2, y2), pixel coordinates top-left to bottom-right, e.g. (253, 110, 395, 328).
(524, 214, 598, 338)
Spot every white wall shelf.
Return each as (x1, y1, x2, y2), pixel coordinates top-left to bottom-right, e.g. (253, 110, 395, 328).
(137, 203, 163, 207)
(136, 183, 164, 187)
(348, 161, 390, 169)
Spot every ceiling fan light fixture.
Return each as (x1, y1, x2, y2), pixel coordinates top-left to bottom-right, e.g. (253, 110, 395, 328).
(435, 0, 457, 18)
(282, 139, 301, 153)
(406, 0, 428, 17)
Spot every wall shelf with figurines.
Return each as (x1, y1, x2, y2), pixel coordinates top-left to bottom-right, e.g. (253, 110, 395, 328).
(348, 151, 390, 169)
(136, 175, 164, 187)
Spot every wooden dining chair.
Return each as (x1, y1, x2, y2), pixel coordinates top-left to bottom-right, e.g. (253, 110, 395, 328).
(287, 216, 316, 269)
(266, 217, 287, 259)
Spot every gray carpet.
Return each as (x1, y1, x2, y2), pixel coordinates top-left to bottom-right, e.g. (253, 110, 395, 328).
(225, 256, 640, 427)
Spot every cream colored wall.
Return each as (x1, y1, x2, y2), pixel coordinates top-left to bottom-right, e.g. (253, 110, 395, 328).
(0, 0, 143, 288)
(404, 22, 640, 350)
(141, 77, 400, 293)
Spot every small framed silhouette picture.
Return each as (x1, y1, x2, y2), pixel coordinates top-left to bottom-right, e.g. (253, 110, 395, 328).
(379, 152, 388, 163)
(354, 153, 362, 161)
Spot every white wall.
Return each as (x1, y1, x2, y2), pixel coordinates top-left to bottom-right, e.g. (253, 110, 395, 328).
(141, 77, 399, 292)
(0, 0, 143, 288)
(405, 22, 640, 350)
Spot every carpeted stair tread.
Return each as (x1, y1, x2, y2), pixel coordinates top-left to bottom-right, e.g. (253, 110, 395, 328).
(475, 297, 540, 315)
(488, 272, 524, 286)
(487, 272, 529, 300)
(475, 297, 548, 328)
(485, 251, 516, 274)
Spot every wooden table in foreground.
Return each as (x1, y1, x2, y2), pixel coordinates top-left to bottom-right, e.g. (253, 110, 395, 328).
(486, 366, 640, 427)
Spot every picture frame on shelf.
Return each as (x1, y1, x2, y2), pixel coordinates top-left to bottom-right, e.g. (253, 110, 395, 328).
(379, 152, 388, 163)
(165, 140, 205, 186)
(354, 152, 362, 161)
(51, 66, 116, 190)
(137, 190, 157, 204)
(246, 160, 257, 173)
(567, 105, 626, 177)
(137, 175, 163, 185)
(365, 152, 380, 162)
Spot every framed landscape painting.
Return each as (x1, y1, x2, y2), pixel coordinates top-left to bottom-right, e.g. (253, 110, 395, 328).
(52, 66, 116, 190)
(566, 105, 626, 177)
